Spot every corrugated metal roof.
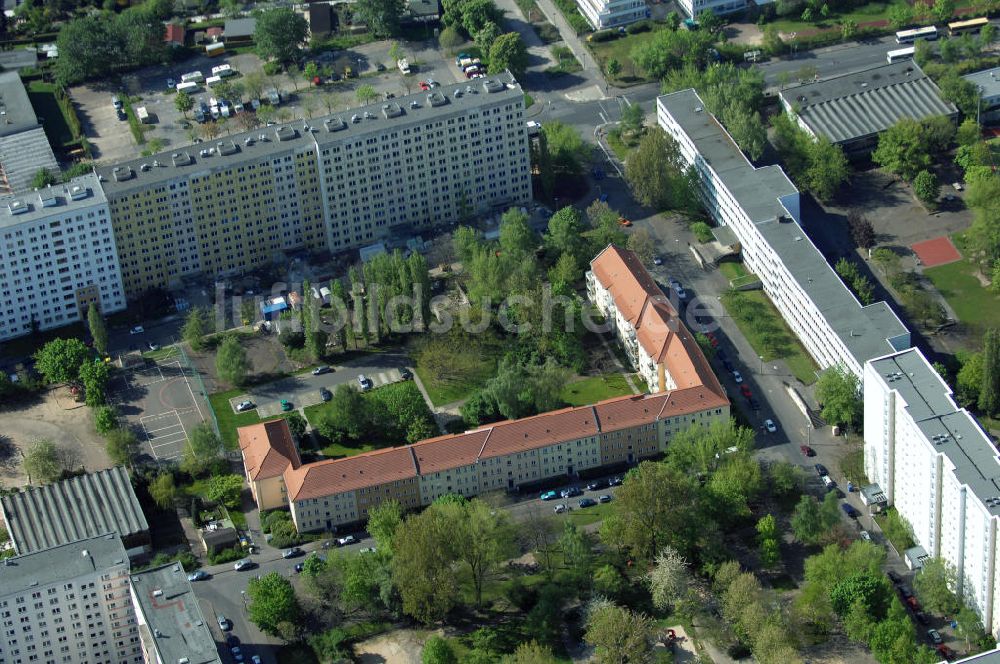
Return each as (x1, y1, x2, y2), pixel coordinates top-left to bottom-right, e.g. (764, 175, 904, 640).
(0, 127, 59, 194)
(0, 466, 149, 555)
(784, 62, 957, 145)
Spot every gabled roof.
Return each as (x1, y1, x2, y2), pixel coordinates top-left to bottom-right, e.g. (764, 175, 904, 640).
(163, 23, 185, 45)
(480, 406, 599, 459)
(238, 419, 301, 480)
(411, 429, 490, 474)
(0, 467, 148, 555)
(590, 245, 661, 325)
(284, 446, 418, 501)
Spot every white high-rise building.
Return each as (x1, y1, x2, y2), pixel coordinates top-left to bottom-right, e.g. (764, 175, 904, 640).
(576, 0, 649, 30)
(865, 347, 1000, 637)
(677, 0, 746, 18)
(0, 173, 125, 341)
(0, 534, 142, 664)
(657, 89, 910, 379)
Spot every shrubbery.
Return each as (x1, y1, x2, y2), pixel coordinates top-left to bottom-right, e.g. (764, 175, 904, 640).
(208, 546, 245, 565)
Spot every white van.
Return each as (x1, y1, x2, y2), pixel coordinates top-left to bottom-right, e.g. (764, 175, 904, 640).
(181, 71, 204, 84)
(175, 81, 199, 94)
(211, 64, 234, 77)
(822, 475, 836, 489)
(206, 75, 223, 88)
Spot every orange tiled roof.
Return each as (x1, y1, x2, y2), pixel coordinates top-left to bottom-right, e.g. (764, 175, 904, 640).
(284, 446, 418, 501)
(238, 419, 301, 481)
(411, 429, 490, 475)
(164, 23, 185, 44)
(479, 406, 599, 460)
(590, 245, 662, 325)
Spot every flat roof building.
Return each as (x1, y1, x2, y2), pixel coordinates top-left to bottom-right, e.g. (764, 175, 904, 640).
(1, 466, 150, 559)
(576, 0, 649, 29)
(129, 563, 221, 664)
(224, 18, 256, 41)
(658, 88, 910, 379)
(0, 534, 142, 664)
(963, 66, 1000, 124)
(0, 71, 59, 194)
(778, 61, 957, 154)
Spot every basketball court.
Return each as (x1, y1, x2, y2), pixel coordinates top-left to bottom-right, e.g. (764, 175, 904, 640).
(912, 236, 962, 268)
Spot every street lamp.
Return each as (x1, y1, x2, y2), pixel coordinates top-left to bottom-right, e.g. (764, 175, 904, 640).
(240, 590, 248, 613)
(759, 355, 764, 374)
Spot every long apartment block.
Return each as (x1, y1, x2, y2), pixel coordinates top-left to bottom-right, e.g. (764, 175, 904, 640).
(0, 534, 142, 664)
(865, 348, 1000, 638)
(657, 89, 910, 379)
(95, 72, 531, 300)
(0, 174, 125, 341)
(238, 247, 727, 532)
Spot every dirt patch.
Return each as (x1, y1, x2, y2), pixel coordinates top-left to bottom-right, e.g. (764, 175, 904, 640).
(724, 22, 764, 46)
(353, 628, 436, 664)
(0, 387, 111, 488)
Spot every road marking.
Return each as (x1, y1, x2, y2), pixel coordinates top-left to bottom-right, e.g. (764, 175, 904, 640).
(145, 422, 185, 434)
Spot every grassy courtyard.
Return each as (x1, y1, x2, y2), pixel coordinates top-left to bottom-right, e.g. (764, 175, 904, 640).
(924, 257, 1000, 338)
(26, 80, 76, 147)
(588, 28, 665, 83)
(560, 374, 635, 406)
(208, 388, 262, 450)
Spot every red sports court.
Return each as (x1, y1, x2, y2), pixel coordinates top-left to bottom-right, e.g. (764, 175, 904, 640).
(911, 236, 962, 268)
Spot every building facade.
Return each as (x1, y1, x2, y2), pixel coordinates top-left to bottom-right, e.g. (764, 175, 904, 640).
(0, 174, 125, 342)
(576, 0, 649, 30)
(963, 66, 1000, 125)
(658, 89, 910, 379)
(0, 534, 142, 664)
(95, 73, 530, 300)
(864, 348, 1000, 637)
(676, 0, 746, 18)
(238, 419, 301, 511)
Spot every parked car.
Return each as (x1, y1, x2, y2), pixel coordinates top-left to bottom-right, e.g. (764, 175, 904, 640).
(232, 646, 245, 663)
(653, 256, 663, 266)
(740, 384, 752, 398)
(281, 547, 303, 559)
(187, 570, 209, 582)
(293, 563, 304, 573)
(669, 278, 687, 300)
(147, 342, 159, 351)
(748, 398, 761, 410)
(280, 399, 292, 412)
(578, 498, 597, 508)
(337, 535, 357, 546)
(226, 635, 239, 648)
(585, 481, 605, 491)
(129, 326, 144, 334)
(952, 182, 964, 191)
(236, 400, 254, 412)
(887, 570, 902, 585)
(732, 370, 743, 383)
(764, 419, 777, 433)
(927, 629, 943, 645)
(598, 494, 612, 503)
(540, 490, 558, 501)
(618, 217, 632, 227)
(234, 559, 254, 571)
(376, 62, 386, 71)
(554, 503, 567, 514)
(359, 546, 377, 553)
(218, 615, 231, 631)
(859, 530, 871, 541)
(814, 463, 829, 477)
(320, 387, 332, 402)
(561, 487, 582, 498)
(914, 611, 928, 624)
(399, 367, 413, 380)
(841, 503, 859, 518)
(357, 374, 373, 391)
(312, 365, 331, 375)
(419, 81, 430, 91)
(609, 476, 623, 486)
(899, 584, 914, 599)
(722, 359, 734, 372)
(907, 596, 920, 611)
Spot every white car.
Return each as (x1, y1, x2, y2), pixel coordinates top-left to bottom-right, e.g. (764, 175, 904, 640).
(764, 418, 777, 433)
(732, 370, 743, 383)
(357, 374, 373, 391)
(337, 535, 357, 546)
(233, 559, 254, 571)
(147, 342, 159, 351)
(653, 256, 663, 266)
(554, 503, 567, 514)
(129, 325, 144, 335)
(235, 400, 254, 412)
(860, 530, 871, 541)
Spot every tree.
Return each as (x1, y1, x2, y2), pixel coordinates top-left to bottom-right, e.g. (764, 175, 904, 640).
(914, 557, 961, 615)
(841, 18, 858, 39)
(215, 335, 250, 387)
(887, 3, 913, 30)
(180, 423, 224, 477)
(285, 412, 306, 440)
(441, 498, 518, 607)
(540, 121, 589, 182)
(317, 384, 369, 442)
(847, 210, 875, 249)
(913, 170, 939, 206)
(356, 84, 378, 106)
(422, 635, 457, 664)
(806, 138, 849, 202)
(31, 168, 58, 189)
(584, 599, 653, 664)
(606, 58, 622, 80)
(254, 8, 308, 65)
(502, 641, 559, 664)
(439, 25, 465, 49)
(86, 303, 109, 357)
(149, 472, 177, 509)
(791, 494, 832, 544)
(93, 405, 118, 434)
(34, 338, 89, 384)
(955, 606, 988, 653)
(182, 308, 210, 351)
(205, 474, 244, 509)
(79, 360, 112, 407)
(392, 507, 456, 623)
(757, 514, 780, 567)
(647, 545, 689, 612)
(488, 33, 528, 76)
(475, 21, 502, 54)
(247, 572, 302, 637)
(932, 0, 956, 23)
(981, 328, 1000, 416)
(23, 440, 63, 484)
(815, 365, 862, 428)
(872, 118, 934, 181)
(626, 228, 655, 265)
(545, 207, 586, 260)
(105, 428, 139, 467)
(175, 91, 193, 118)
(625, 127, 697, 213)
(368, 499, 403, 553)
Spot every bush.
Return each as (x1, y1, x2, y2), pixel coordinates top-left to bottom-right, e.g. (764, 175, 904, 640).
(626, 19, 653, 34)
(270, 520, 304, 549)
(691, 221, 714, 243)
(590, 29, 619, 42)
(208, 546, 244, 565)
(263, 61, 283, 75)
(262, 509, 292, 534)
(279, 329, 305, 349)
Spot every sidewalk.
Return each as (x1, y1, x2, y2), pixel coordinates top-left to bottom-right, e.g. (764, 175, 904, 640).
(531, 0, 601, 75)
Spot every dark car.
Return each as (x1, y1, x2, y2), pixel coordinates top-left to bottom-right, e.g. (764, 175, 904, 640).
(800, 444, 815, 457)
(814, 464, 829, 477)
(320, 387, 332, 402)
(226, 635, 240, 647)
(399, 367, 413, 380)
(579, 498, 597, 508)
(899, 585, 914, 599)
(561, 487, 582, 498)
(748, 398, 761, 410)
(281, 547, 303, 559)
(294, 562, 305, 573)
(841, 503, 859, 518)
(927, 629, 943, 645)
(887, 570, 902, 585)
(585, 481, 605, 491)
(722, 359, 735, 372)
(376, 62, 386, 71)
(915, 611, 929, 625)
(609, 476, 623, 486)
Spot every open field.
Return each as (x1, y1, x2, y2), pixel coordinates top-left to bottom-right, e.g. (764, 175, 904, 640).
(924, 257, 1000, 338)
(561, 374, 635, 406)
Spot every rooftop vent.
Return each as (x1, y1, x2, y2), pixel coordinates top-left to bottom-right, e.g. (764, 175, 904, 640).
(81, 549, 89, 557)
(465, 85, 477, 94)
(112, 167, 134, 182)
(324, 117, 347, 131)
(179, 659, 190, 664)
(38, 191, 57, 207)
(454, 89, 464, 98)
(483, 79, 504, 93)
(7, 199, 26, 215)
(153, 589, 163, 597)
(382, 103, 403, 118)
(68, 184, 87, 200)
(793, 235, 803, 242)
(154, 629, 162, 638)
(171, 152, 193, 167)
(364, 111, 375, 120)
(152, 160, 160, 167)
(216, 140, 239, 156)
(275, 126, 297, 142)
(861, 82, 868, 88)
(198, 149, 210, 157)
(427, 92, 447, 107)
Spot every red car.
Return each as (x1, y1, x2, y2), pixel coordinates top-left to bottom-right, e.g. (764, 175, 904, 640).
(705, 332, 719, 348)
(618, 217, 632, 227)
(740, 384, 752, 398)
(906, 596, 920, 611)
(937, 645, 955, 661)
(800, 444, 815, 457)
(419, 81, 430, 91)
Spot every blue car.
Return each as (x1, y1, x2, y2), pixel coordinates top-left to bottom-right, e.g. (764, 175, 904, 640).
(842, 503, 860, 518)
(540, 490, 558, 501)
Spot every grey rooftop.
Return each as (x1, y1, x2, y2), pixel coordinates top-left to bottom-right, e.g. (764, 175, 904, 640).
(131, 563, 222, 664)
(0, 534, 127, 596)
(963, 66, 1000, 100)
(870, 349, 1000, 517)
(0, 465, 148, 554)
(0, 71, 40, 137)
(780, 61, 957, 144)
(94, 71, 523, 196)
(0, 127, 59, 195)
(224, 17, 256, 37)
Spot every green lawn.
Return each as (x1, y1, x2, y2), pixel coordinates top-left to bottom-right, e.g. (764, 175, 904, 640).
(718, 261, 750, 281)
(26, 80, 75, 147)
(561, 374, 635, 406)
(207, 388, 274, 451)
(721, 289, 819, 385)
(924, 257, 1000, 337)
(413, 336, 502, 406)
(766, 0, 903, 34)
(588, 28, 665, 83)
(561, 500, 616, 527)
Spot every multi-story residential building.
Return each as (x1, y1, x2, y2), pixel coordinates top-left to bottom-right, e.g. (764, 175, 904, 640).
(1, 466, 151, 560)
(588, 244, 716, 393)
(0, 174, 125, 342)
(658, 89, 910, 380)
(238, 419, 302, 510)
(576, 0, 648, 30)
(864, 347, 1000, 637)
(95, 72, 530, 300)
(242, 369, 728, 533)
(129, 563, 220, 664)
(676, 0, 745, 18)
(0, 534, 142, 664)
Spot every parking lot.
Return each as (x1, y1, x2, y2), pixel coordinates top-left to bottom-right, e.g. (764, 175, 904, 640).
(112, 349, 209, 461)
(69, 37, 471, 163)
